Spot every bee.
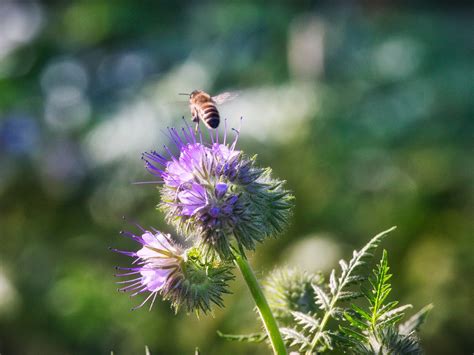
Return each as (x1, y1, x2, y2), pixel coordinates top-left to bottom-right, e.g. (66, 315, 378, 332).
(180, 90, 238, 130)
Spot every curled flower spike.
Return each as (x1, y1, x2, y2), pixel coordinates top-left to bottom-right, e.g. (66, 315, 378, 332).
(113, 227, 234, 314)
(143, 122, 294, 258)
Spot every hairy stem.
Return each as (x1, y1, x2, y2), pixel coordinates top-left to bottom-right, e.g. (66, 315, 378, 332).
(233, 250, 287, 355)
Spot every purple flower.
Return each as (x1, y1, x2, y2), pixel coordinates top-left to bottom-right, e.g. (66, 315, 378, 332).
(142, 123, 294, 258)
(113, 229, 184, 310)
(113, 225, 234, 313)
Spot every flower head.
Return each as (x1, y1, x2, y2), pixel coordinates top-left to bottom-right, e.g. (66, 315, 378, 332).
(143, 123, 294, 258)
(264, 267, 323, 325)
(113, 226, 233, 313)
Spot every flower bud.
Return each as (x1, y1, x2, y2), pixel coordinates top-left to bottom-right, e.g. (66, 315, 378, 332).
(264, 267, 323, 325)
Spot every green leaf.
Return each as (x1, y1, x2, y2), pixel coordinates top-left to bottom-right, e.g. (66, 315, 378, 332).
(399, 304, 434, 335)
(216, 330, 267, 343)
(337, 243, 427, 354)
(291, 311, 319, 332)
(344, 310, 368, 330)
(351, 303, 371, 321)
(278, 227, 397, 353)
(339, 325, 366, 342)
(313, 284, 331, 311)
(280, 327, 311, 350)
(329, 270, 338, 295)
(378, 304, 413, 328)
(338, 291, 363, 301)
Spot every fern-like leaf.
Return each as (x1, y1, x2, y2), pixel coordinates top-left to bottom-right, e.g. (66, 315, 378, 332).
(329, 270, 338, 296)
(216, 330, 267, 343)
(291, 311, 320, 332)
(276, 228, 396, 354)
(280, 327, 312, 350)
(377, 304, 413, 328)
(313, 284, 331, 312)
(336, 245, 428, 354)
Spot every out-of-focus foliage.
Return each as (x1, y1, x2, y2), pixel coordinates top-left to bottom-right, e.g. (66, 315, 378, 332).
(0, 1, 472, 354)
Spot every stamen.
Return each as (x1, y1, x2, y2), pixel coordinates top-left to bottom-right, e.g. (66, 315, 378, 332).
(197, 125, 204, 145)
(132, 291, 157, 311)
(171, 127, 185, 147)
(223, 118, 228, 145)
(163, 145, 177, 161)
(182, 117, 196, 144)
(167, 127, 183, 149)
(110, 248, 136, 257)
(115, 271, 141, 277)
(148, 292, 158, 311)
(130, 285, 149, 297)
(119, 231, 144, 244)
(116, 277, 142, 284)
(209, 127, 215, 144)
(131, 181, 164, 185)
(119, 281, 142, 292)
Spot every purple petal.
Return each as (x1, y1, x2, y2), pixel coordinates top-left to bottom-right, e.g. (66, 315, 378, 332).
(140, 268, 172, 292)
(177, 184, 207, 215)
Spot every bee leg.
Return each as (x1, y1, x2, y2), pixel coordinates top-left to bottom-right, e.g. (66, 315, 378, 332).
(192, 115, 199, 133)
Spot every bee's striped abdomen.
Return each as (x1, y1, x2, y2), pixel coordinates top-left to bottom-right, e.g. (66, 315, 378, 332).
(200, 102, 220, 129)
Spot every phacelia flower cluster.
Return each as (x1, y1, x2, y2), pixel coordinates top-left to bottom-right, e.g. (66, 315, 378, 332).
(114, 121, 293, 314)
(114, 227, 233, 313)
(143, 124, 294, 258)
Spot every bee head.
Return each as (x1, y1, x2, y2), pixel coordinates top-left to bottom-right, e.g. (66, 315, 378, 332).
(190, 90, 202, 98)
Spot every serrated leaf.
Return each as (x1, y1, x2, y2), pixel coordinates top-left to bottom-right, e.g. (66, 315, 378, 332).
(291, 311, 320, 332)
(338, 291, 362, 301)
(345, 275, 366, 285)
(216, 330, 267, 343)
(280, 327, 311, 350)
(332, 306, 345, 320)
(329, 270, 338, 295)
(378, 300, 399, 315)
(320, 331, 334, 350)
(313, 284, 331, 311)
(284, 228, 396, 353)
(344, 310, 368, 330)
(351, 303, 372, 321)
(339, 325, 366, 341)
(331, 329, 361, 347)
(399, 304, 434, 335)
(338, 260, 348, 274)
(339, 227, 396, 292)
(378, 304, 413, 328)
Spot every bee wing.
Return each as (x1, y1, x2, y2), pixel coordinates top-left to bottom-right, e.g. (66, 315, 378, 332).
(212, 91, 240, 105)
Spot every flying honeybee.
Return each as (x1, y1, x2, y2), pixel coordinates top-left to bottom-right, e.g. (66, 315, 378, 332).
(180, 90, 238, 130)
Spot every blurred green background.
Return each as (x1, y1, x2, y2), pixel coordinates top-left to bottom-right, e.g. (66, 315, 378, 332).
(0, 1, 472, 354)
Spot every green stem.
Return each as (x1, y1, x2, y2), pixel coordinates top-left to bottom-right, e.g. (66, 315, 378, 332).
(232, 249, 287, 355)
(306, 297, 337, 354)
